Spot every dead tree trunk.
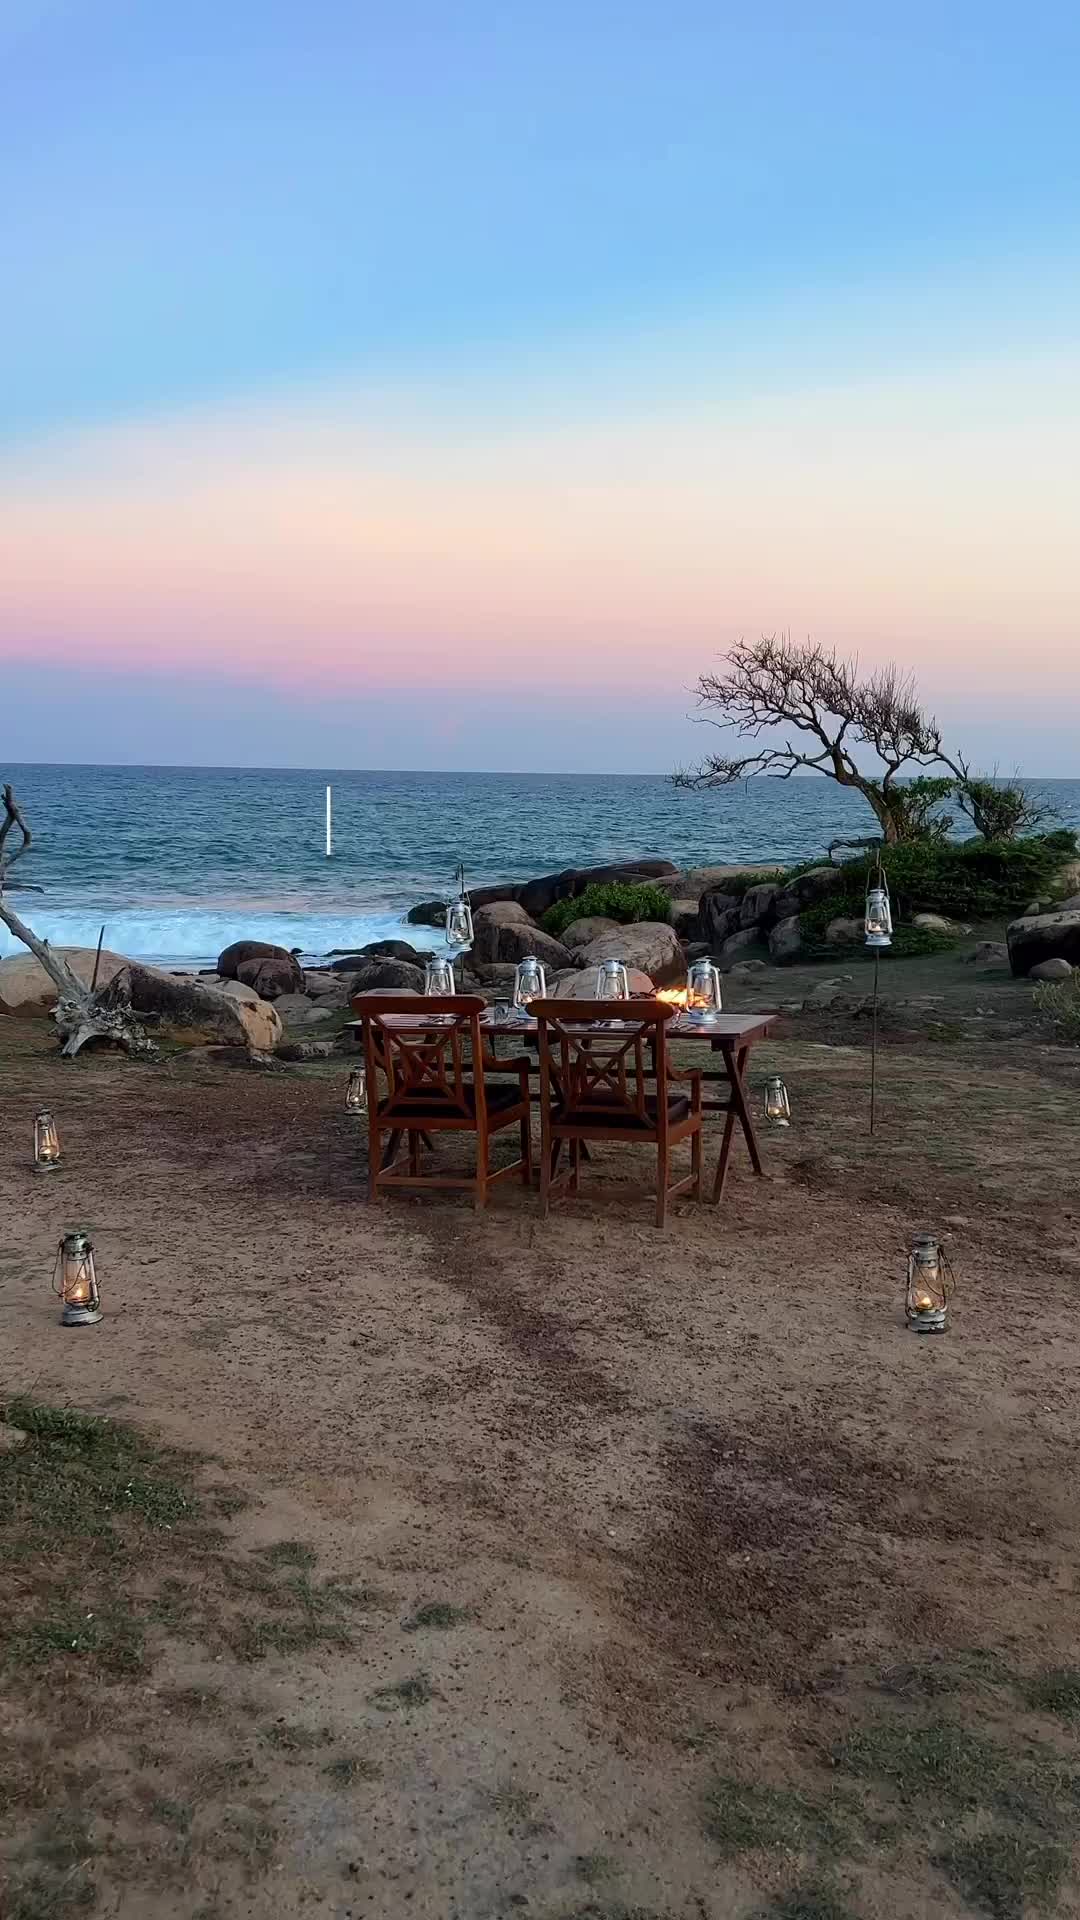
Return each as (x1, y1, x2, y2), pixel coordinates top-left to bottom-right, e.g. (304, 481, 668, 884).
(0, 783, 157, 1059)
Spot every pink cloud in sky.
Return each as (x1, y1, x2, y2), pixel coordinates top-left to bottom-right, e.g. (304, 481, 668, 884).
(1, 350, 1078, 702)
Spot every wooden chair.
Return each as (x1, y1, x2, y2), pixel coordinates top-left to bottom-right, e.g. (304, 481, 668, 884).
(531, 999, 703, 1228)
(353, 994, 532, 1211)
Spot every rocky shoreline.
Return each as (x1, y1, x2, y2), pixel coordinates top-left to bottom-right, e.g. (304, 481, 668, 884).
(2, 847, 1077, 1060)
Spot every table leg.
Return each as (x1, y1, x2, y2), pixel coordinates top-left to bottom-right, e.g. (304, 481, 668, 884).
(711, 1044, 765, 1204)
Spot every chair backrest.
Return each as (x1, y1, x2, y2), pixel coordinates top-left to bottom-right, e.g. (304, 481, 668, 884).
(353, 994, 487, 1121)
(530, 998, 674, 1131)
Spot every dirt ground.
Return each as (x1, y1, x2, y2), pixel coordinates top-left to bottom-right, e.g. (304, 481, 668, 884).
(3, 942, 1080, 1920)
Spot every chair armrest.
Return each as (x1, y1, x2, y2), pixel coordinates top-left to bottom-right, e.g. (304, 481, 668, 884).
(479, 1049, 533, 1077)
(666, 1064, 704, 1085)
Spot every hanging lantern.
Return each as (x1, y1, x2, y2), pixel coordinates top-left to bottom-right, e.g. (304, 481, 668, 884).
(595, 958, 630, 1001)
(54, 1230, 102, 1327)
(445, 865, 474, 950)
(687, 958, 723, 1020)
(424, 956, 456, 995)
(33, 1109, 62, 1173)
(512, 955, 547, 1014)
(764, 1075, 791, 1126)
(905, 1233, 953, 1333)
(344, 1068, 367, 1114)
(864, 874, 893, 949)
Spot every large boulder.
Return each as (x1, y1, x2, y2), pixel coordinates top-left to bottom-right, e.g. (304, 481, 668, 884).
(471, 904, 574, 971)
(560, 915, 621, 951)
(825, 916, 866, 945)
(667, 898, 703, 940)
(547, 965, 656, 1000)
(235, 956, 303, 1000)
(664, 864, 778, 898)
(771, 866, 847, 923)
(406, 859, 678, 928)
(126, 964, 282, 1052)
(580, 922, 683, 986)
(217, 941, 303, 990)
(1007, 909, 1080, 979)
(327, 940, 427, 971)
(699, 890, 742, 950)
(768, 916, 803, 963)
(717, 928, 768, 970)
(1031, 958, 1074, 982)
(739, 882, 781, 930)
(969, 941, 1008, 968)
(348, 957, 426, 992)
(0, 947, 128, 1018)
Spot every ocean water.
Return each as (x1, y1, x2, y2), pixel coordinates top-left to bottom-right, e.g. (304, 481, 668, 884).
(2, 764, 1078, 968)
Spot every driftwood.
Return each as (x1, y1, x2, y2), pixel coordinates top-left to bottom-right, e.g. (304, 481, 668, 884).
(0, 782, 156, 1058)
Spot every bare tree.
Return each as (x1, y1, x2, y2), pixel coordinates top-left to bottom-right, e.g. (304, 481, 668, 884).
(674, 635, 958, 843)
(0, 782, 156, 1058)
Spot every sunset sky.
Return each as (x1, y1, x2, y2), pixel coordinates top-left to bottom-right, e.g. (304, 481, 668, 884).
(2, 0, 1078, 771)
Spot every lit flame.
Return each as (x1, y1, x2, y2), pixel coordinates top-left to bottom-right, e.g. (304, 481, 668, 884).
(656, 988, 689, 1007)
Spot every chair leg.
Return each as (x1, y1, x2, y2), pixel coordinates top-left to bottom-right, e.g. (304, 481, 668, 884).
(570, 1139, 581, 1194)
(691, 1122, 703, 1200)
(655, 1146, 668, 1229)
(474, 1139, 489, 1213)
(539, 1133, 552, 1214)
(408, 1130, 421, 1175)
(519, 1112, 533, 1185)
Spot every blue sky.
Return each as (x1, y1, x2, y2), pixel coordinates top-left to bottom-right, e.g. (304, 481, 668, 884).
(2, 0, 1079, 769)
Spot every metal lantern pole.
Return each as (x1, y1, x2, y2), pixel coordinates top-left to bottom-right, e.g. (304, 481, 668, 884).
(864, 857, 893, 1137)
(870, 949, 879, 1136)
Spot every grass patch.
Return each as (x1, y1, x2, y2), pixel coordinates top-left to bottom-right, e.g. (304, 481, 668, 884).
(402, 1601, 470, 1631)
(873, 1650, 1009, 1701)
(486, 1780, 536, 1823)
(936, 1831, 1067, 1919)
(255, 1539, 317, 1570)
(9, 1605, 146, 1675)
(148, 1796, 193, 1832)
(831, 1719, 1019, 1810)
(371, 1671, 433, 1708)
(1022, 1669, 1080, 1719)
(757, 1883, 859, 1920)
(263, 1721, 332, 1753)
(701, 1776, 852, 1860)
(575, 1852, 616, 1884)
(324, 1754, 381, 1786)
(6, 1869, 97, 1918)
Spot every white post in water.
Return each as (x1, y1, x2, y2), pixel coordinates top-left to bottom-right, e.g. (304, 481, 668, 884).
(325, 784, 332, 858)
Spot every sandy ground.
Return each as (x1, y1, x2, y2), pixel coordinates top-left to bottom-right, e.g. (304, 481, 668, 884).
(3, 952, 1080, 1920)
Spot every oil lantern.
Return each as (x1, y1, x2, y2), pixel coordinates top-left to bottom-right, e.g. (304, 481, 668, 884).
(687, 958, 723, 1019)
(445, 865, 474, 950)
(424, 956, 456, 995)
(905, 1233, 953, 1333)
(764, 1075, 791, 1126)
(344, 1068, 367, 1114)
(54, 1230, 102, 1327)
(513, 956, 547, 1013)
(864, 875, 893, 949)
(33, 1109, 62, 1173)
(595, 958, 630, 1001)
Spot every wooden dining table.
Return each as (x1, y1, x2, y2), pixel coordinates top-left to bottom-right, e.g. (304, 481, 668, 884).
(347, 1004, 774, 1205)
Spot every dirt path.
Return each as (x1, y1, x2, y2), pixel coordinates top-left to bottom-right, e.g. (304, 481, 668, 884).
(3, 997, 1080, 1919)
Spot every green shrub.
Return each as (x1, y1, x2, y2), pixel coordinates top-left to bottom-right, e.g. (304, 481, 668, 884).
(796, 893, 958, 963)
(543, 881, 673, 937)
(855, 831, 1077, 919)
(1033, 971, 1080, 1046)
